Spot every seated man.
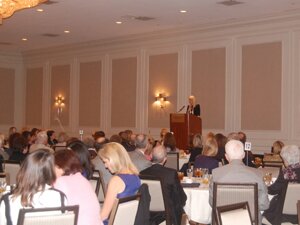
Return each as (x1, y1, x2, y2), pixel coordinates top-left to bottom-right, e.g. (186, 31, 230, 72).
(128, 134, 152, 172)
(140, 145, 187, 225)
(209, 140, 269, 223)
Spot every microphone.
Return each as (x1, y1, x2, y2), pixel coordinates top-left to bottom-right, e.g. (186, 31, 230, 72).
(177, 105, 185, 113)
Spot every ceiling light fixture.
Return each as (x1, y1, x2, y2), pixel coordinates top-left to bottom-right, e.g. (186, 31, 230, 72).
(115, 21, 122, 24)
(21, 38, 28, 41)
(64, 30, 70, 33)
(180, 10, 187, 13)
(36, 8, 44, 12)
(0, 0, 48, 20)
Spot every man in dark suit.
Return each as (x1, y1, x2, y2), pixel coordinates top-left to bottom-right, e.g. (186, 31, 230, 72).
(186, 95, 201, 116)
(140, 145, 187, 225)
(129, 134, 152, 172)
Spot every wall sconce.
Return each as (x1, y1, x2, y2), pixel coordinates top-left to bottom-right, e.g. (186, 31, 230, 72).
(155, 93, 167, 109)
(54, 95, 65, 115)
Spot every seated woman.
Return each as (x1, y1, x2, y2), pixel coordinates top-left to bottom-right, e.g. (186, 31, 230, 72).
(54, 150, 103, 225)
(263, 140, 284, 163)
(9, 136, 29, 163)
(67, 140, 94, 179)
(163, 132, 179, 152)
(263, 145, 300, 224)
(0, 149, 66, 225)
(194, 137, 219, 174)
(99, 142, 141, 225)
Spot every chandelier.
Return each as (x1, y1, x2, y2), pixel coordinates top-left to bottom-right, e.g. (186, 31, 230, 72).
(0, 0, 47, 20)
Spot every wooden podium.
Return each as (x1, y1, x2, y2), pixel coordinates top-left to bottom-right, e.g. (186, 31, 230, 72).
(170, 113, 202, 150)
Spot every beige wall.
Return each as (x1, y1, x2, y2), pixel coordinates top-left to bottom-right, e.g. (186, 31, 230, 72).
(25, 67, 43, 126)
(111, 57, 137, 128)
(241, 42, 282, 130)
(79, 61, 102, 127)
(148, 53, 178, 128)
(50, 64, 70, 126)
(192, 48, 226, 130)
(0, 68, 15, 125)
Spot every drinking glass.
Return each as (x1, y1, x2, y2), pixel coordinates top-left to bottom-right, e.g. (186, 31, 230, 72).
(187, 169, 193, 179)
(194, 168, 202, 178)
(263, 172, 272, 185)
(177, 172, 184, 181)
(0, 181, 7, 194)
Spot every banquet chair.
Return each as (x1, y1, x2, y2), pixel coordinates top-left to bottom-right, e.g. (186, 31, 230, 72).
(92, 170, 106, 203)
(165, 152, 179, 171)
(212, 182, 258, 225)
(281, 183, 300, 224)
(216, 201, 252, 225)
(139, 174, 172, 225)
(17, 205, 79, 225)
(3, 160, 20, 185)
(297, 200, 300, 225)
(0, 172, 9, 184)
(108, 194, 140, 225)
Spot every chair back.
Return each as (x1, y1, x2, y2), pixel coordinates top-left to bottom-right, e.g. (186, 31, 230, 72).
(17, 205, 79, 225)
(92, 170, 106, 203)
(3, 160, 20, 185)
(164, 152, 179, 171)
(213, 182, 258, 225)
(108, 194, 140, 225)
(216, 202, 252, 225)
(283, 183, 300, 215)
(139, 175, 165, 211)
(297, 200, 300, 224)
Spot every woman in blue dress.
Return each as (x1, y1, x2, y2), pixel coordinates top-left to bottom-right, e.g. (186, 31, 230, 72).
(99, 142, 141, 225)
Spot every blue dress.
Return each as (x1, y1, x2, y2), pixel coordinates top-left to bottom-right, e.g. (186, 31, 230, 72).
(103, 174, 141, 225)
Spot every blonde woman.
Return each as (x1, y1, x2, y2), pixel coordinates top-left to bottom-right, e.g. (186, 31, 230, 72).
(194, 137, 219, 173)
(99, 142, 141, 225)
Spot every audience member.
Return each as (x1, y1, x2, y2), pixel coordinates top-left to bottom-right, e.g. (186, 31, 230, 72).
(194, 137, 219, 173)
(189, 133, 203, 163)
(54, 150, 103, 225)
(30, 127, 40, 144)
(209, 140, 269, 223)
(99, 142, 141, 225)
(140, 145, 187, 225)
(263, 140, 285, 163)
(8, 126, 17, 138)
(92, 143, 112, 189)
(0, 150, 66, 225)
(214, 133, 228, 164)
(263, 145, 300, 224)
(160, 128, 169, 143)
(67, 140, 94, 179)
(163, 132, 179, 152)
(47, 130, 58, 147)
(120, 130, 135, 152)
(109, 134, 122, 143)
(9, 136, 28, 163)
(0, 133, 9, 160)
(129, 134, 152, 172)
(7, 132, 21, 156)
(29, 131, 54, 153)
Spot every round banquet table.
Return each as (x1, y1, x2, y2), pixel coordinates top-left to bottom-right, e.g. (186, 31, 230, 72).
(183, 183, 212, 224)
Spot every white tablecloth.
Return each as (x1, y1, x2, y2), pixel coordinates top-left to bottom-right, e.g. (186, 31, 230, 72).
(184, 184, 212, 224)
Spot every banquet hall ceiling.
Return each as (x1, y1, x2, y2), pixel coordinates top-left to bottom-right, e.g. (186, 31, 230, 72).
(0, 0, 300, 53)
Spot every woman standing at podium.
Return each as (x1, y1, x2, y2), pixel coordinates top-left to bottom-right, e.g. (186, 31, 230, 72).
(186, 95, 201, 116)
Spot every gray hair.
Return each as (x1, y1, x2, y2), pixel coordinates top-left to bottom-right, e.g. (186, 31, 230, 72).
(36, 131, 48, 144)
(152, 145, 167, 164)
(227, 132, 240, 141)
(280, 145, 300, 166)
(135, 134, 148, 149)
(225, 140, 245, 161)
